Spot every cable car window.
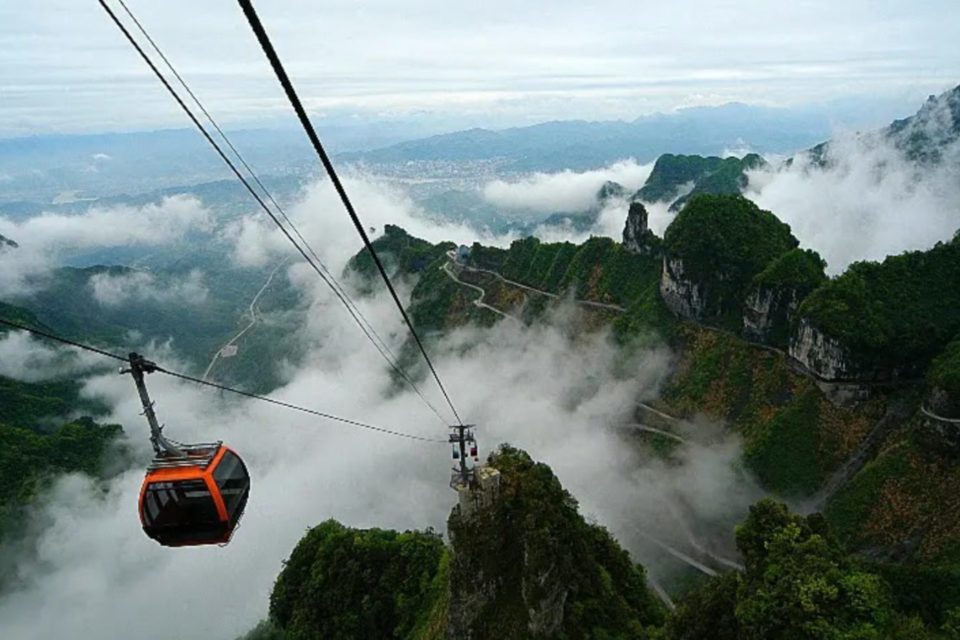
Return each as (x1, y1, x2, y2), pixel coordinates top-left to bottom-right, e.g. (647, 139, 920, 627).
(213, 451, 249, 519)
(142, 479, 219, 528)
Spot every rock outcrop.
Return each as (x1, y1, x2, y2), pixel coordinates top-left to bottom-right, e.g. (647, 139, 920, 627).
(446, 446, 664, 639)
(621, 201, 653, 254)
(659, 256, 706, 321)
(789, 319, 858, 380)
(742, 249, 827, 346)
(743, 286, 787, 342)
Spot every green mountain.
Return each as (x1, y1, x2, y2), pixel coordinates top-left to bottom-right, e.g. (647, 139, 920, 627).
(634, 153, 766, 211)
(247, 446, 666, 640)
(0, 302, 123, 543)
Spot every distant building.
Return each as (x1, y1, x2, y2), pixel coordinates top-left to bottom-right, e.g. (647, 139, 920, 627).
(456, 244, 471, 263)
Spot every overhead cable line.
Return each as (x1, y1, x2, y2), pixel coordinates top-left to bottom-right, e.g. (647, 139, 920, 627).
(237, 0, 465, 426)
(98, 0, 450, 426)
(0, 317, 445, 444)
(114, 0, 393, 371)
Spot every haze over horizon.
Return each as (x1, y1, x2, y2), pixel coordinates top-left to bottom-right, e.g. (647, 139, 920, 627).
(2, 0, 958, 138)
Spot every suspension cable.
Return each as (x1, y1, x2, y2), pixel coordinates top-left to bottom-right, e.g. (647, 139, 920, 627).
(237, 0, 465, 425)
(97, 0, 450, 426)
(113, 0, 397, 374)
(0, 317, 445, 444)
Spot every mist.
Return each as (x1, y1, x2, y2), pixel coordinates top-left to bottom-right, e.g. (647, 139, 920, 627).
(746, 132, 960, 272)
(0, 195, 213, 296)
(481, 160, 653, 214)
(0, 276, 762, 640)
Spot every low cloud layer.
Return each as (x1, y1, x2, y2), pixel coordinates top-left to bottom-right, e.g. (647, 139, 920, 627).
(228, 173, 513, 274)
(89, 270, 209, 308)
(0, 284, 761, 639)
(482, 159, 653, 214)
(746, 133, 960, 272)
(0, 330, 107, 383)
(0, 195, 213, 296)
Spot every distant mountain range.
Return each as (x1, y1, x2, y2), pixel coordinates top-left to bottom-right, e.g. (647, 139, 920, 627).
(339, 103, 833, 172)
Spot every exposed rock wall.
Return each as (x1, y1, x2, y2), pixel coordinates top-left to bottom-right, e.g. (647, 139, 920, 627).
(789, 319, 858, 380)
(660, 256, 706, 320)
(743, 286, 801, 345)
(621, 202, 651, 254)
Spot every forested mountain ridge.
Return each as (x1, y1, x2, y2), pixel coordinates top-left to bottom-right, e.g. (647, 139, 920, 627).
(333, 190, 960, 635)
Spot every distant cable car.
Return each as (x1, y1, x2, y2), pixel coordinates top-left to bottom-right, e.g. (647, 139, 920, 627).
(124, 353, 250, 548)
(470, 444, 478, 458)
(452, 445, 460, 460)
(139, 442, 250, 547)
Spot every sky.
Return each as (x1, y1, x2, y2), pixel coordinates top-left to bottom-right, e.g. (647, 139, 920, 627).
(1, 0, 958, 136)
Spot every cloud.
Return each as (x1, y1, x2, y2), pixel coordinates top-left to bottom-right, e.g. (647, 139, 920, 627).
(226, 172, 513, 273)
(0, 195, 213, 296)
(745, 132, 960, 272)
(88, 270, 209, 307)
(0, 288, 761, 639)
(0, 330, 107, 382)
(481, 159, 653, 213)
(91, 153, 112, 161)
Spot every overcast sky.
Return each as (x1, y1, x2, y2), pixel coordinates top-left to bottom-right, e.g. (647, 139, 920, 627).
(1, 0, 958, 137)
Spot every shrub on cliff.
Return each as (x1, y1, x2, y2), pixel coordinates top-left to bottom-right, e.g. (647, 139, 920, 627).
(799, 237, 960, 375)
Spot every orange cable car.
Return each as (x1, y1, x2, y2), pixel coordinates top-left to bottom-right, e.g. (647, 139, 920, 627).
(139, 442, 250, 547)
(125, 353, 251, 548)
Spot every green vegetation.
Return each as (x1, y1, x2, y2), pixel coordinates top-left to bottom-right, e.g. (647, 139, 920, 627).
(269, 519, 447, 640)
(636, 154, 727, 202)
(663, 194, 798, 328)
(634, 153, 765, 210)
(0, 417, 122, 538)
(663, 325, 875, 496)
(447, 446, 666, 638)
(0, 375, 107, 428)
(799, 237, 960, 377)
(667, 499, 936, 639)
(927, 336, 960, 415)
(753, 248, 828, 290)
(347, 224, 455, 285)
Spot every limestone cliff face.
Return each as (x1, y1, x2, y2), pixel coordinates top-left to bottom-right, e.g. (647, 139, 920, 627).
(743, 285, 801, 345)
(789, 319, 858, 380)
(660, 256, 707, 320)
(622, 202, 651, 254)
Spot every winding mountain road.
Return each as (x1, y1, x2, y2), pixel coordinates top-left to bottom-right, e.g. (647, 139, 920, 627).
(445, 251, 626, 314)
(202, 262, 284, 382)
(440, 262, 522, 323)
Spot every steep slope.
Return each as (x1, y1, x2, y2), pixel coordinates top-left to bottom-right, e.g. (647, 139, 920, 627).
(793, 235, 960, 381)
(446, 446, 665, 638)
(885, 84, 960, 164)
(660, 194, 798, 329)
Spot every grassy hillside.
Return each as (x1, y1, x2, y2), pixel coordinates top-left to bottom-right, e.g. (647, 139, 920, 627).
(663, 325, 879, 495)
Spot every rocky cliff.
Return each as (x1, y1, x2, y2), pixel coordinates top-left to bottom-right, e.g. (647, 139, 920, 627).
(789, 319, 859, 381)
(621, 201, 654, 254)
(742, 248, 827, 346)
(0, 233, 17, 250)
(660, 194, 798, 329)
(659, 256, 707, 321)
(446, 446, 665, 639)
